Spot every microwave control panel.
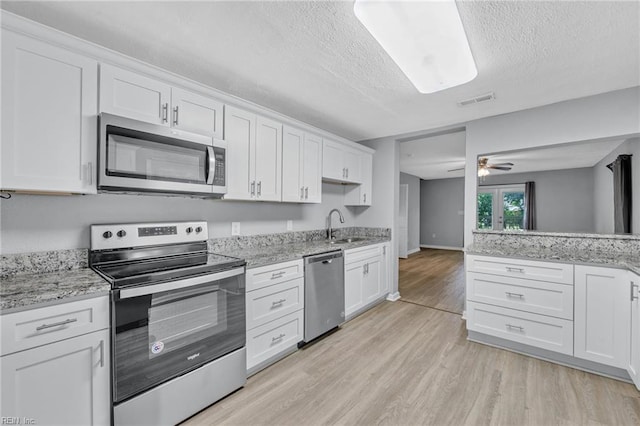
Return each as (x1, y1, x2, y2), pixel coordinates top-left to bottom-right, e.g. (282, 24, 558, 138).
(212, 147, 225, 186)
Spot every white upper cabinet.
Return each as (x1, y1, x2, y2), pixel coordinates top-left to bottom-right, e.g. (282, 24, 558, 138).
(171, 87, 224, 138)
(254, 116, 282, 202)
(629, 272, 640, 390)
(574, 265, 630, 368)
(100, 64, 223, 138)
(224, 106, 282, 201)
(344, 152, 373, 206)
(282, 126, 304, 202)
(282, 127, 322, 203)
(343, 147, 362, 183)
(322, 139, 368, 184)
(1, 30, 98, 194)
(224, 106, 256, 200)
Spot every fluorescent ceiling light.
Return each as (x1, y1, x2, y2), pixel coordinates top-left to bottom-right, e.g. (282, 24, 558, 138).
(354, 0, 477, 94)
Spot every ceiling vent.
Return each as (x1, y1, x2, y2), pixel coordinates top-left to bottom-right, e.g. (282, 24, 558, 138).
(457, 92, 495, 107)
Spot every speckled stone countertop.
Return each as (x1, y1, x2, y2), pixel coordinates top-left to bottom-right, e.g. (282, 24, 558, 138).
(219, 237, 391, 269)
(1, 268, 110, 314)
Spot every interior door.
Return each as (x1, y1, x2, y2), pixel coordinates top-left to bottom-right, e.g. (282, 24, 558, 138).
(398, 184, 409, 258)
(224, 106, 255, 200)
(281, 126, 304, 202)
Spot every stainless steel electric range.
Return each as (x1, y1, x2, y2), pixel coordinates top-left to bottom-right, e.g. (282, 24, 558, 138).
(90, 221, 246, 426)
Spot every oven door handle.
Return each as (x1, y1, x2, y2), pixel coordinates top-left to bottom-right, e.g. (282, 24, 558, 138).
(118, 267, 245, 299)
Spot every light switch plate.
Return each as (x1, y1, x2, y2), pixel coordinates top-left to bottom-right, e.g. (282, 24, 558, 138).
(231, 222, 241, 236)
(286, 220, 293, 231)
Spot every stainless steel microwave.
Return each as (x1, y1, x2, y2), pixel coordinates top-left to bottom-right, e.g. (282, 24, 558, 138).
(98, 113, 226, 197)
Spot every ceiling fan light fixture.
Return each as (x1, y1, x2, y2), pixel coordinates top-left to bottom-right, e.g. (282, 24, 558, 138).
(478, 167, 490, 177)
(353, 0, 477, 94)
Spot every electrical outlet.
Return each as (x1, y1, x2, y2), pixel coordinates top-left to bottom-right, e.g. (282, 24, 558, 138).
(286, 220, 293, 231)
(231, 222, 241, 236)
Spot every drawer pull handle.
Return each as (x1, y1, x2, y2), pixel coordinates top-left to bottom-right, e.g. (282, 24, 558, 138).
(271, 299, 286, 307)
(506, 267, 525, 273)
(506, 324, 525, 332)
(505, 292, 525, 299)
(271, 271, 286, 280)
(271, 333, 286, 342)
(36, 318, 78, 331)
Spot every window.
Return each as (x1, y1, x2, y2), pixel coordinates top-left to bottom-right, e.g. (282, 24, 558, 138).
(477, 185, 525, 231)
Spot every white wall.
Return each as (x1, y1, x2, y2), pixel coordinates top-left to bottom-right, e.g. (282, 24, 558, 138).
(399, 173, 420, 252)
(0, 183, 366, 254)
(593, 137, 640, 233)
(464, 87, 640, 247)
(420, 178, 465, 248)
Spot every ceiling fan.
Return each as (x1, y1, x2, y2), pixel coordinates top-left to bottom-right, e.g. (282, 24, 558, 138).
(448, 157, 514, 176)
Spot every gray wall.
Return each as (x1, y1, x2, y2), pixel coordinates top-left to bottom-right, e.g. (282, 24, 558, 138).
(480, 167, 595, 233)
(464, 87, 640, 247)
(593, 137, 640, 234)
(420, 177, 465, 248)
(400, 172, 420, 252)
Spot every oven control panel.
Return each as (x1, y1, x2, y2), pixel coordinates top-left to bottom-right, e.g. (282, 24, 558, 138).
(90, 221, 208, 250)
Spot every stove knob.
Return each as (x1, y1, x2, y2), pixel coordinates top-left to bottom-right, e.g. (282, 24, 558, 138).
(117, 230, 127, 238)
(195, 226, 203, 233)
(103, 231, 113, 239)
(186, 227, 193, 234)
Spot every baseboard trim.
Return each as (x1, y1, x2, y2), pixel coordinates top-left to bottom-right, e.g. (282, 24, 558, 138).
(419, 245, 464, 251)
(386, 291, 401, 302)
(407, 248, 421, 255)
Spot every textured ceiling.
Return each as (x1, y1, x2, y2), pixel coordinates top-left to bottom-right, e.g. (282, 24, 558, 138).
(400, 130, 467, 180)
(2, 1, 639, 141)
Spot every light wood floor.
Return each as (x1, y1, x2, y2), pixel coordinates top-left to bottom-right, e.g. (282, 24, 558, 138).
(183, 301, 640, 425)
(399, 248, 465, 314)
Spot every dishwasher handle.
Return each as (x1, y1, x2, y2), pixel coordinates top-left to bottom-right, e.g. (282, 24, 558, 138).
(305, 251, 343, 265)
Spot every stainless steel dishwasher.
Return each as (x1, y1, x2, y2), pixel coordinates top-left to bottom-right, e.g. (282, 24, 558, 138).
(303, 250, 345, 343)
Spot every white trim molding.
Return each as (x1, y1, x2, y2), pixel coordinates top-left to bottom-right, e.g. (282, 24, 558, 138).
(420, 244, 464, 251)
(386, 292, 401, 302)
(407, 247, 421, 255)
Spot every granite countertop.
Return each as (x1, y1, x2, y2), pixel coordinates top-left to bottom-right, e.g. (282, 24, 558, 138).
(219, 237, 391, 269)
(466, 244, 640, 275)
(1, 268, 111, 314)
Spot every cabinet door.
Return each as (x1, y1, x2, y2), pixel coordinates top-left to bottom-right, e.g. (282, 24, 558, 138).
(362, 256, 382, 305)
(171, 87, 223, 138)
(254, 116, 282, 202)
(629, 272, 640, 390)
(381, 243, 391, 296)
(0, 329, 110, 425)
(1, 30, 98, 194)
(224, 106, 256, 200)
(322, 139, 345, 181)
(281, 126, 304, 202)
(345, 261, 365, 317)
(99, 64, 170, 125)
(302, 133, 323, 203)
(574, 265, 630, 368)
(344, 152, 373, 206)
(343, 147, 362, 183)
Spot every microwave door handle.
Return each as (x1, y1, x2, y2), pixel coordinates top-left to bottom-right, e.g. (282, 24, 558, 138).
(206, 146, 215, 185)
(118, 267, 245, 299)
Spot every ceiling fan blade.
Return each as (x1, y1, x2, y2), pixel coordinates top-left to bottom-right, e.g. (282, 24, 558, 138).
(447, 167, 465, 172)
(488, 166, 512, 171)
(489, 162, 514, 167)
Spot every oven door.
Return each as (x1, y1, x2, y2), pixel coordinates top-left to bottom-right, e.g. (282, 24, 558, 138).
(111, 267, 245, 404)
(98, 113, 226, 196)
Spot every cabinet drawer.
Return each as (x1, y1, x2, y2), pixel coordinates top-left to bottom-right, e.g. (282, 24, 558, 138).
(1, 296, 109, 356)
(246, 310, 303, 370)
(246, 259, 303, 292)
(467, 272, 574, 320)
(467, 302, 573, 355)
(345, 244, 382, 264)
(466, 255, 573, 285)
(246, 278, 304, 330)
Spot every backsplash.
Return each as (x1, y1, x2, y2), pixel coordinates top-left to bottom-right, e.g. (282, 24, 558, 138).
(1, 227, 391, 279)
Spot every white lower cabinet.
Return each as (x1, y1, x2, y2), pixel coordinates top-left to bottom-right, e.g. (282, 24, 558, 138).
(0, 297, 110, 425)
(344, 244, 389, 318)
(245, 259, 304, 374)
(574, 265, 630, 368)
(629, 272, 640, 390)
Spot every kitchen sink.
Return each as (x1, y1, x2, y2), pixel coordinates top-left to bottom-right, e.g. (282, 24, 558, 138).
(329, 237, 366, 244)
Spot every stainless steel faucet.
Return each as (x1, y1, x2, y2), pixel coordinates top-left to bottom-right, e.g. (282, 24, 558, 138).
(327, 208, 345, 240)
